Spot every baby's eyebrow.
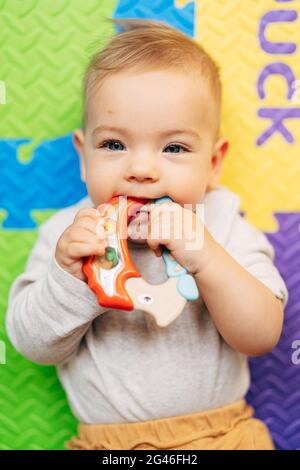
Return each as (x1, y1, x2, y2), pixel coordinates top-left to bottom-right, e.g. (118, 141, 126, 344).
(91, 125, 201, 140)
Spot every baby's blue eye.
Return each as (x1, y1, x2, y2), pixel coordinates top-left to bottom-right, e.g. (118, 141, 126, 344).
(98, 140, 188, 153)
(99, 140, 125, 151)
(164, 144, 187, 153)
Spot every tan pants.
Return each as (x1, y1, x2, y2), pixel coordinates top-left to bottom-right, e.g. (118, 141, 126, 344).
(66, 399, 275, 450)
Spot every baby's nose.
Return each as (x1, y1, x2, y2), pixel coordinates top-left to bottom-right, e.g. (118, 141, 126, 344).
(127, 174, 159, 184)
(126, 158, 160, 183)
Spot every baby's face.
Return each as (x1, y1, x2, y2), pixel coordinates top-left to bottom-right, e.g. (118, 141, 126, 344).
(74, 69, 227, 212)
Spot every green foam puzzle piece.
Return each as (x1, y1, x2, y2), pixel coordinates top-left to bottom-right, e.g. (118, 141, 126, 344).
(0, 0, 117, 449)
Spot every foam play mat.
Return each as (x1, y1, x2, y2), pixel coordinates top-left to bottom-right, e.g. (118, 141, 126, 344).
(0, 0, 299, 450)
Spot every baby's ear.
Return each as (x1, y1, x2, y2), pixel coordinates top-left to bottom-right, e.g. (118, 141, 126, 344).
(73, 129, 86, 183)
(207, 137, 229, 190)
(214, 137, 229, 158)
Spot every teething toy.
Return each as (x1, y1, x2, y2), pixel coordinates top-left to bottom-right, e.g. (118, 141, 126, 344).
(82, 195, 199, 327)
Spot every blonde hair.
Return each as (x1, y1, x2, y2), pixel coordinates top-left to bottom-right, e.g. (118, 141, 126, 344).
(82, 18, 222, 137)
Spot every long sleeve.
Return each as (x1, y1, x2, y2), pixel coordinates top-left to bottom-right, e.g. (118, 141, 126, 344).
(5, 221, 107, 366)
(200, 185, 289, 310)
(225, 213, 289, 309)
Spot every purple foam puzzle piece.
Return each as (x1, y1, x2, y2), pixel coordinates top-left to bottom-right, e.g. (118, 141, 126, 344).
(247, 212, 300, 450)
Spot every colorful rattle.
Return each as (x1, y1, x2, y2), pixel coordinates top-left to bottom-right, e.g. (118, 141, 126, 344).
(82, 195, 199, 327)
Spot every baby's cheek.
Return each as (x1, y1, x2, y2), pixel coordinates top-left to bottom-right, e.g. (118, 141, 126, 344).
(86, 166, 123, 206)
(175, 183, 205, 207)
(85, 175, 113, 205)
(170, 167, 205, 202)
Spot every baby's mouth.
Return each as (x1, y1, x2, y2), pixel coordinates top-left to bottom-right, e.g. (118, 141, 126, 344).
(127, 208, 150, 244)
(114, 193, 167, 243)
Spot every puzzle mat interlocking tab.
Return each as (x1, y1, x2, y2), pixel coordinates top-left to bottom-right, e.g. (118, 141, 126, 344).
(0, 0, 299, 450)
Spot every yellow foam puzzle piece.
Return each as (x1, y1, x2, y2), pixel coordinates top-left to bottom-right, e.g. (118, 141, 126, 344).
(195, 0, 300, 230)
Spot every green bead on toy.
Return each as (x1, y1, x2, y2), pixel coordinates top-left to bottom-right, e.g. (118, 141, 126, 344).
(105, 246, 119, 267)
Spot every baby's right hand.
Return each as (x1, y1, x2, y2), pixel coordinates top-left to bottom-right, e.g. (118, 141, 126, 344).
(55, 208, 108, 282)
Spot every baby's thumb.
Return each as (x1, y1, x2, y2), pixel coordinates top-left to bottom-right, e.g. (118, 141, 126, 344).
(147, 238, 162, 257)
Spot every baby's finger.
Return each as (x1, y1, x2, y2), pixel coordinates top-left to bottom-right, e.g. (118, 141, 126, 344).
(153, 245, 163, 257)
(95, 217, 107, 239)
(146, 217, 163, 256)
(147, 210, 176, 256)
(74, 216, 106, 240)
(66, 226, 104, 245)
(150, 204, 184, 240)
(73, 207, 101, 223)
(67, 240, 108, 259)
(147, 236, 163, 256)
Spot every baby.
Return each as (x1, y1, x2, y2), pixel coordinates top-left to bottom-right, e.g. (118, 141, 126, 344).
(6, 18, 289, 450)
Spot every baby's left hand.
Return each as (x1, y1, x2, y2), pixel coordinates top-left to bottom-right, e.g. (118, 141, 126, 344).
(129, 200, 213, 276)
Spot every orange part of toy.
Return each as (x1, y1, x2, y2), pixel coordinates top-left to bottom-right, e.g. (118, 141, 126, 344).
(82, 196, 149, 310)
